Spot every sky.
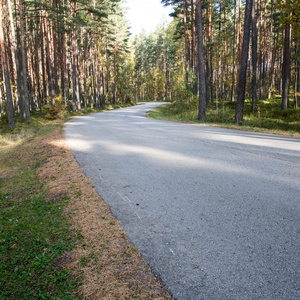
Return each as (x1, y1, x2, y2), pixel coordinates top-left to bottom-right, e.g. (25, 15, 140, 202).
(121, 0, 173, 37)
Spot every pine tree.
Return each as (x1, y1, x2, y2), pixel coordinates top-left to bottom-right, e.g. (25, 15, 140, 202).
(235, 0, 252, 123)
(0, 0, 15, 128)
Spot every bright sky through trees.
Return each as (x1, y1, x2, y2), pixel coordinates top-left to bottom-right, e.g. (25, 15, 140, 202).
(122, 0, 173, 37)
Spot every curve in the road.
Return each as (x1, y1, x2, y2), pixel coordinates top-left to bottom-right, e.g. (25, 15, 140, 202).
(65, 102, 300, 300)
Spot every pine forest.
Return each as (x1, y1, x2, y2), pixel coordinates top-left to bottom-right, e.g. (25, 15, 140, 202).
(0, 0, 299, 130)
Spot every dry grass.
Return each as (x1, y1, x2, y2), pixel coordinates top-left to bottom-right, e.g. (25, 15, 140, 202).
(36, 124, 172, 299)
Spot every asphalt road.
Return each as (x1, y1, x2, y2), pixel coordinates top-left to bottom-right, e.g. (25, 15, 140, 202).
(65, 102, 300, 300)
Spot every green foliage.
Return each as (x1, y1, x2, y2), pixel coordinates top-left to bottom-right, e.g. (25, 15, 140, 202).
(43, 95, 67, 120)
(149, 97, 300, 135)
(172, 67, 198, 110)
(134, 24, 178, 101)
(154, 68, 165, 100)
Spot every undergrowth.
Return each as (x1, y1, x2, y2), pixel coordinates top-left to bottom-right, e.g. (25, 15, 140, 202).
(148, 96, 300, 136)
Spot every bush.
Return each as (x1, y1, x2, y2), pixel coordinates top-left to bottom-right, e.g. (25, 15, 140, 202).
(43, 95, 67, 120)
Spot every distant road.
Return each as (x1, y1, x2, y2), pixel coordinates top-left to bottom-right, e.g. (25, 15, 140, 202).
(65, 102, 300, 300)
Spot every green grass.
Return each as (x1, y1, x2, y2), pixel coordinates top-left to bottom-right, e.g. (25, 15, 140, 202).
(148, 96, 300, 136)
(0, 102, 138, 299)
(0, 111, 64, 151)
(0, 148, 79, 299)
(0, 102, 136, 149)
(0, 109, 82, 298)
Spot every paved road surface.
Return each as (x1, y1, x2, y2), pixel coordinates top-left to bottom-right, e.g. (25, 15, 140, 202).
(65, 103, 300, 299)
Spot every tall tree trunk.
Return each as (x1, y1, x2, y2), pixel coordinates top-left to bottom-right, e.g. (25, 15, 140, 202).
(218, 0, 224, 100)
(34, 4, 41, 111)
(251, 0, 258, 111)
(183, 0, 191, 72)
(295, 40, 300, 109)
(7, 0, 18, 106)
(235, 0, 252, 123)
(71, 29, 77, 112)
(52, 25, 59, 96)
(231, 0, 237, 101)
(14, 0, 23, 115)
(196, 0, 206, 121)
(83, 29, 88, 112)
(18, 0, 30, 122)
(206, 0, 213, 103)
(0, 0, 15, 128)
(191, 0, 196, 71)
(237, 0, 243, 66)
(52, 0, 59, 95)
(268, 0, 274, 99)
(281, 21, 290, 111)
(40, 12, 47, 100)
(60, 31, 65, 98)
(64, 31, 70, 110)
(66, 36, 71, 112)
(44, 18, 54, 101)
(113, 44, 117, 104)
(261, 0, 267, 99)
(71, 2, 80, 111)
(164, 51, 168, 100)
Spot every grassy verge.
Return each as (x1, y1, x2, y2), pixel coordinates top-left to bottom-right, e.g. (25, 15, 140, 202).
(0, 120, 79, 299)
(0, 105, 172, 299)
(148, 97, 300, 137)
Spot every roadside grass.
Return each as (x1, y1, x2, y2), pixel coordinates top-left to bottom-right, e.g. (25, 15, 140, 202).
(0, 102, 135, 150)
(0, 102, 172, 299)
(0, 106, 121, 299)
(148, 96, 300, 136)
(0, 119, 79, 298)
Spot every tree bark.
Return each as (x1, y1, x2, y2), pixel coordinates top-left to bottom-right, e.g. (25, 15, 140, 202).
(251, 0, 258, 111)
(18, 0, 30, 122)
(295, 39, 299, 109)
(40, 12, 47, 100)
(231, 0, 237, 101)
(196, 0, 206, 121)
(207, 0, 213, 103)
(0, 0, 15, 128)
(113, 44, 117, 104)
(183, 0, 191, 72)
(7, 0, 18, 97)
(71, 2, 81, 111)
(52, 0, 59, 95)
(44, 17, 54, 101)
(191, 0, 196, 70)
(34, 4, 42, 111)
(237, 0, 243, 66)
(281, 22, 290, 111)
(268, 0, 274, 99)
(235, 0, 252, 123)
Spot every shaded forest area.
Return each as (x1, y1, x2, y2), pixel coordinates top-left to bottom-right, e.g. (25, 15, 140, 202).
(135, 0, 299, 123)
(0, 0, 299, 129)
(0, 0, 133, 129)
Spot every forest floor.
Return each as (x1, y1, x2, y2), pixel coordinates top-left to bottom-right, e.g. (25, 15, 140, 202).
(0, 110, 172, 299)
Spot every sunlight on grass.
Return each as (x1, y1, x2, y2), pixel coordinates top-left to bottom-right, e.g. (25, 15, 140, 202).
(148, 98, 300, 136)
